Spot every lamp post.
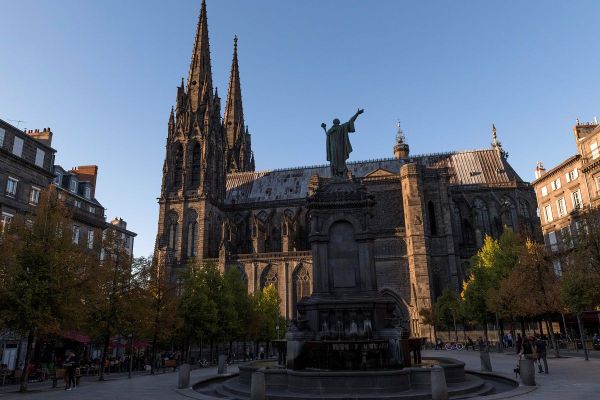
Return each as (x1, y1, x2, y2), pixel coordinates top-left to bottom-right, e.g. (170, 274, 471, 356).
(128, 334, 133, 379)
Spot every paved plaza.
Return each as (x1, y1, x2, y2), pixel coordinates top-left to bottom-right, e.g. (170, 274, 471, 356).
(0, 351, 598, 399)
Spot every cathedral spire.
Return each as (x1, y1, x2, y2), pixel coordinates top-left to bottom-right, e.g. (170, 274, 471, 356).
(224, 35, 244, 147)
(187, 0, 213, 113)
(491, 123, 508, 159)
(393, 121, 409, 159)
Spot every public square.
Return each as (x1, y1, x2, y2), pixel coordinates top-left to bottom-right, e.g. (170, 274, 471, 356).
(1, 350, 599, 400)
(2, 0, 600, 399)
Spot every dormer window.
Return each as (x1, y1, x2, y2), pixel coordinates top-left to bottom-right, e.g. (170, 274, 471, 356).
(85, 186, 91, 199)
(69, 179, 77, 192)
(54, 174, 62, 185)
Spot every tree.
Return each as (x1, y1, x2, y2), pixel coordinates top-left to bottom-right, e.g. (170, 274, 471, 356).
(462, 230, 524, 342)
(133, 255, 180, 372)
(560, 209, 600, 361)
(502, 241, 563, 356)
(84, 228, 134, 380)
(222, 268, 252, 352)
(435, 289, 460, 342)
(419, 307, 438, 343)
(248, 284, 282, 354)
(178, 261, 219, 363)
(0, 188, 94, 391)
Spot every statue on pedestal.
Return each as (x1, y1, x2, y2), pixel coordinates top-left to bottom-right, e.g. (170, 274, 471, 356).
(322, 108, 364, 178)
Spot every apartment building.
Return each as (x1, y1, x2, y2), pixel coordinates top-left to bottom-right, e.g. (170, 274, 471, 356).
(532, 120, 600, 275)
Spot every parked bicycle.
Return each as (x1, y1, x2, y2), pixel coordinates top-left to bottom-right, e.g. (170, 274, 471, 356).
(444, 342, 465, 351)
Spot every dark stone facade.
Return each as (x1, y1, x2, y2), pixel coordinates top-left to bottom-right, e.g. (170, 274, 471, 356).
(0, 121, 55, 229)
(155, 1, 539, 336)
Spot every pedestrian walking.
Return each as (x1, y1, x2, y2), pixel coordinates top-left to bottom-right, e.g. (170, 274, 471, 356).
(63, 350, 76, 391)
(515, 333, 523, 354)
(534, 337, 549, 374)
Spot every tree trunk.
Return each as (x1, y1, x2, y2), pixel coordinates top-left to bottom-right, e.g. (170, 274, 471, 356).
(545, 319, 560, 358)
(453, 316, 458, 342)
(520, 318, 526, 336)
(150, 330, 158, 375)
(99, 333, 110, 381)
(495, 313, 503, 353)
(576, 313, 589, 361)
(483, 317, 489, 343)
(19, 328, 36, 392)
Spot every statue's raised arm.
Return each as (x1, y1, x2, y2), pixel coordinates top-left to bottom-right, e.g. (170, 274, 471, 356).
(325, 108, 365, 178)
(350, 108, 364, 123)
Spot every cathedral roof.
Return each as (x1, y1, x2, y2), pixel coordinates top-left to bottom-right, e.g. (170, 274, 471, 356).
(225, 148, 525, 205)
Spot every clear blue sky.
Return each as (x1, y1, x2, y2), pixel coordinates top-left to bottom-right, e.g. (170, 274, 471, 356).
(2, 0, 600, 257)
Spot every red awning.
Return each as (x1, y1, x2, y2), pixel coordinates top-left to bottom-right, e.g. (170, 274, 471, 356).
(62, 331, 91, 343)
(131, 340, 150, 349)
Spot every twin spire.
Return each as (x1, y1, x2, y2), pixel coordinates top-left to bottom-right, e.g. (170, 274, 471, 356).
(176, 0, 254, 173)
(224, 35, 244, 147)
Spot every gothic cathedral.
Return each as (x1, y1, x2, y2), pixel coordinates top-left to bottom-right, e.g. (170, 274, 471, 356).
(155, 1, 539, 336)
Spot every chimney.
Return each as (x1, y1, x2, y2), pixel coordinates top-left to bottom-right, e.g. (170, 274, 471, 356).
(534, 161, 546, 179)
(26, 127, 53, 146)
(111, 217, 127, 229)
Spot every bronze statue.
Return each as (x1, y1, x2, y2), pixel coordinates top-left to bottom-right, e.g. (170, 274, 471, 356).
(321, 108, 364, 177)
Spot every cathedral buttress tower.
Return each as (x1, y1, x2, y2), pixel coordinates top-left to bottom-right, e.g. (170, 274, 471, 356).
(156, 0, 225, 269)
(224, 36, 255, 173)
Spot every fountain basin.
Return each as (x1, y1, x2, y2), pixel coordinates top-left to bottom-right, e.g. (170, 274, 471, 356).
(213, 356, 498, 399)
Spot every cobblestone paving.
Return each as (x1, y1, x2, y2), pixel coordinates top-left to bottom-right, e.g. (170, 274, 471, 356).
(423, 349, 600, 399)
(0, 352, 598, 400)
(0, 366, 237, 400)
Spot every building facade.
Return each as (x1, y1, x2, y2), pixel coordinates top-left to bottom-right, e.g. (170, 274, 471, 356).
(532, 120, 600, 275)
(0, 122, 56, 231)
(52, 164, 107, 252)
(0, 122, 136, 369)
(155, 1, 539, 335)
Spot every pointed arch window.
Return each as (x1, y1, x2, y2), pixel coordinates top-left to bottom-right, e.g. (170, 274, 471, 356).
(518, 199, 531, 219)
(500, 197, 517, 230)
(452, 205, 462, 239)
(173, 143, 184, 188)
(427, 201, 438, 235)
(462, 219, 475, 244)
(187, 221, 198, 257)
(261, 266, 278, 289)
(473, 198, 491, 235)
(168, 223, 178, 250)
(295, 266, 310, 301)
(190, 142, 201, 187)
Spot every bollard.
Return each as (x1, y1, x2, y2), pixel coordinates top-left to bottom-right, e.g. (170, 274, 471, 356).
(430, 365, 448, 400)
(218, 355, 227, 374)
(286, 341, 302, 370)
(519, 358, 536, 386)
(250, 371, 266, 400)
(479, 350, 492, 372)
(178, 363, 191, 389)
